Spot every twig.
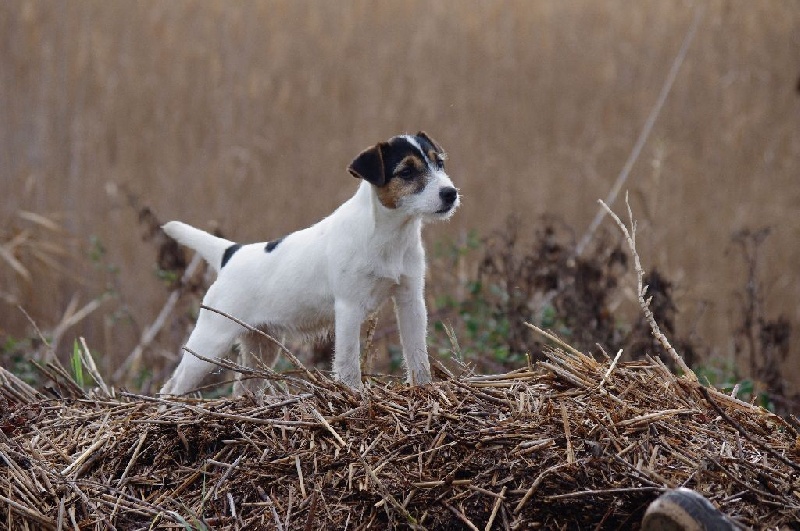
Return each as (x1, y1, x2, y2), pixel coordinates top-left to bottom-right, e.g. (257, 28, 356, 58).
(305, 406, 346, 447)
(599, 196, 697, 381)
(514, 462, 575, 514)
(699, 386, 800, 472)
(616, 408, 697, 428)
(265, 495, 285, 531)
(561, 402, 575, 464)
(123, 392, 318, 427)
(51, 295, 110, 357)
(358, 454, 424, 530)
(484, 486, 506, 531)
(78, 337, 111, 396)
(61, 435, 111, 476)
(545, 486, 661, 501)
(0, 367, 42, 402)
(0, 493, 56, 530)
(212, 456, 242, 501)
(444, 503, 480, 531)
(361, 312, 380, 377)
(113, 253, 203, 382)
(524, 322, 584, 359)
(199, 305, 321, 385)
(295, 455, 306, 498)
(108, 428, 149, 522)
(575, 4, 705, 257)
(598, 349, 624, 390)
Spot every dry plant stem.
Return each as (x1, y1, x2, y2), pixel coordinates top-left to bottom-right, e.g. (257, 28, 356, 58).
(360, 455, 423, 530)
(561, 402, 575, 464)
(0, 493, 55, 530)
(445, 503, 479, 531)
(77, 337, 111, 396)
(361, 312, 379, 377)
(484, 486, 506, 531)
(514, 462, 575, 514)
(113, 253, 203, 382)
(0, 367, 41, 402)
(699, 386, 800, 472)
(199, 304, 321, 385)
(575, 4, 705, 257)
(50, 295, 109, 360)
(523, 322, 584, 359)
(599, 349, 624, 390)
(304, 406, 346, 447)
(16, 306, 71, 381)
(3, 339, 799, 527)
(545, 486, 662, 501)
(599, 197, 697, 381)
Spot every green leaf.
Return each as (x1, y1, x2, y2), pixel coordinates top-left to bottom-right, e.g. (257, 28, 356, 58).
(71, 340, 85, 388)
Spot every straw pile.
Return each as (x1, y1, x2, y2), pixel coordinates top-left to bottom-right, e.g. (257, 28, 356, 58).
(2, 343, 799, 530)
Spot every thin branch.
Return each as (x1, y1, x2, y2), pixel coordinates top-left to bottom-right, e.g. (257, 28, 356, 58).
(524, 322, 584, 359)
(699, 386, 800, 472)
(113, 253, 203, 382)
(545, 486, 661, 501)
(198, 305, 321, 385)
(444, 503, 480, 531)
(599, 196, 697, 381)
(575, 4, 705, 257)
(78, 337, 111, 396)
(599, 349, 624, 390)
(49, 295, 110, 359)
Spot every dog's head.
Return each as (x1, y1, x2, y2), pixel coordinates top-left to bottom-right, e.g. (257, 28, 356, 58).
(348, 132, 459, 220)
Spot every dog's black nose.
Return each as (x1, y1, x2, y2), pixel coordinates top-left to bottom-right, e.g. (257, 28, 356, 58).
(440, 187, 458, 206)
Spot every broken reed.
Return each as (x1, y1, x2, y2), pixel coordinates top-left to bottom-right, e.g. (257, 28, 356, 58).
(2, 340, 798, 529)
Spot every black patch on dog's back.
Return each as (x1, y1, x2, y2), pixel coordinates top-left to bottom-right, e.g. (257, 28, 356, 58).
(265, 237, 284, 253)
(221, 244, 242, 268)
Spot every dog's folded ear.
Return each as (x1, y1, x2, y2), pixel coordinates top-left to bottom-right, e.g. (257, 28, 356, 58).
(416, 131, 443, 153)
(348, 143, 387, 186)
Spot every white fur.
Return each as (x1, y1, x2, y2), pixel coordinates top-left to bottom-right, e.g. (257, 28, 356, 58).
(160, 158, 458, 395)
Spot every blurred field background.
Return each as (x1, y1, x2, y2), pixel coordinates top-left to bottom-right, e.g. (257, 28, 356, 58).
(1, 1, 799, 401)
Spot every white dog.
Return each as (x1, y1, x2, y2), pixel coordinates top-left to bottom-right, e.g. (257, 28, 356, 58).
(159, 132, 459, 395)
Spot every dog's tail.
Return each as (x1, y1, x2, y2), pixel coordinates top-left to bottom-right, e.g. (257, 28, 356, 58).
(162, 221, 236, 273)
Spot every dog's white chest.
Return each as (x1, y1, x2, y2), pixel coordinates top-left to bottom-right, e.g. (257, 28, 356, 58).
(345, 246, 412, 310)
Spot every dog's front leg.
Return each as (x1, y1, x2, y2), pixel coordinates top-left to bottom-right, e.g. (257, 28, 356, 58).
(394, 275, 432, 385)
(333, 300, 365, 389)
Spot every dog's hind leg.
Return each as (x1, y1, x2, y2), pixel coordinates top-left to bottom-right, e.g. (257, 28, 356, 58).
(159, 310, 242, 396)
(232, 330, 281, 397)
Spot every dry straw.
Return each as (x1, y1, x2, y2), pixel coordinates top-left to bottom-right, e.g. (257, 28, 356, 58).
(2, 200, 799, 529)
(3, 344, 799, 528)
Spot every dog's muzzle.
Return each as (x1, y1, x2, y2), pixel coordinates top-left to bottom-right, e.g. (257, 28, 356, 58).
(436, 186, 458, 213)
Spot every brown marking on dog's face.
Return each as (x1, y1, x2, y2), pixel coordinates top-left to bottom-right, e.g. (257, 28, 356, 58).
(426, 148, 441, 167)
(394, 155, 426, 176)
(349, 133, 448, 209)
(416, 131, 446, 172)
(375, 159, 429, 209)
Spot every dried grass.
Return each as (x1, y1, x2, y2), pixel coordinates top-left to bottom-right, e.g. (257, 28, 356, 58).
(2, 342, 798, 529)
(3, 200, 799, 529)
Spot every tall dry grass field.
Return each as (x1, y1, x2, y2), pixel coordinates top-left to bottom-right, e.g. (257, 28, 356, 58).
(1, 1, 799, 392)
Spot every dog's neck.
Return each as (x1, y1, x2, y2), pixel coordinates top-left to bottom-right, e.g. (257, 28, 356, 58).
(356, 180, 422, 236)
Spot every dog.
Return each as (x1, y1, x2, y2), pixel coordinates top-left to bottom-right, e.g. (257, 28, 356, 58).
(159, 132, 459, 395)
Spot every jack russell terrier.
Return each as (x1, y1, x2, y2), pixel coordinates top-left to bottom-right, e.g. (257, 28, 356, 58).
(159, 132, 459, 395)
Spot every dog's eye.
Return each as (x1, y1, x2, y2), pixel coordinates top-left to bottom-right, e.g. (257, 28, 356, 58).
(397, 167, 415, 179)
(435, 158, 445, 170)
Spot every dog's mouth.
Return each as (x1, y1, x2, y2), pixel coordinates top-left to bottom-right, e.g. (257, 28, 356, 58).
(434, 205, 453, 214)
